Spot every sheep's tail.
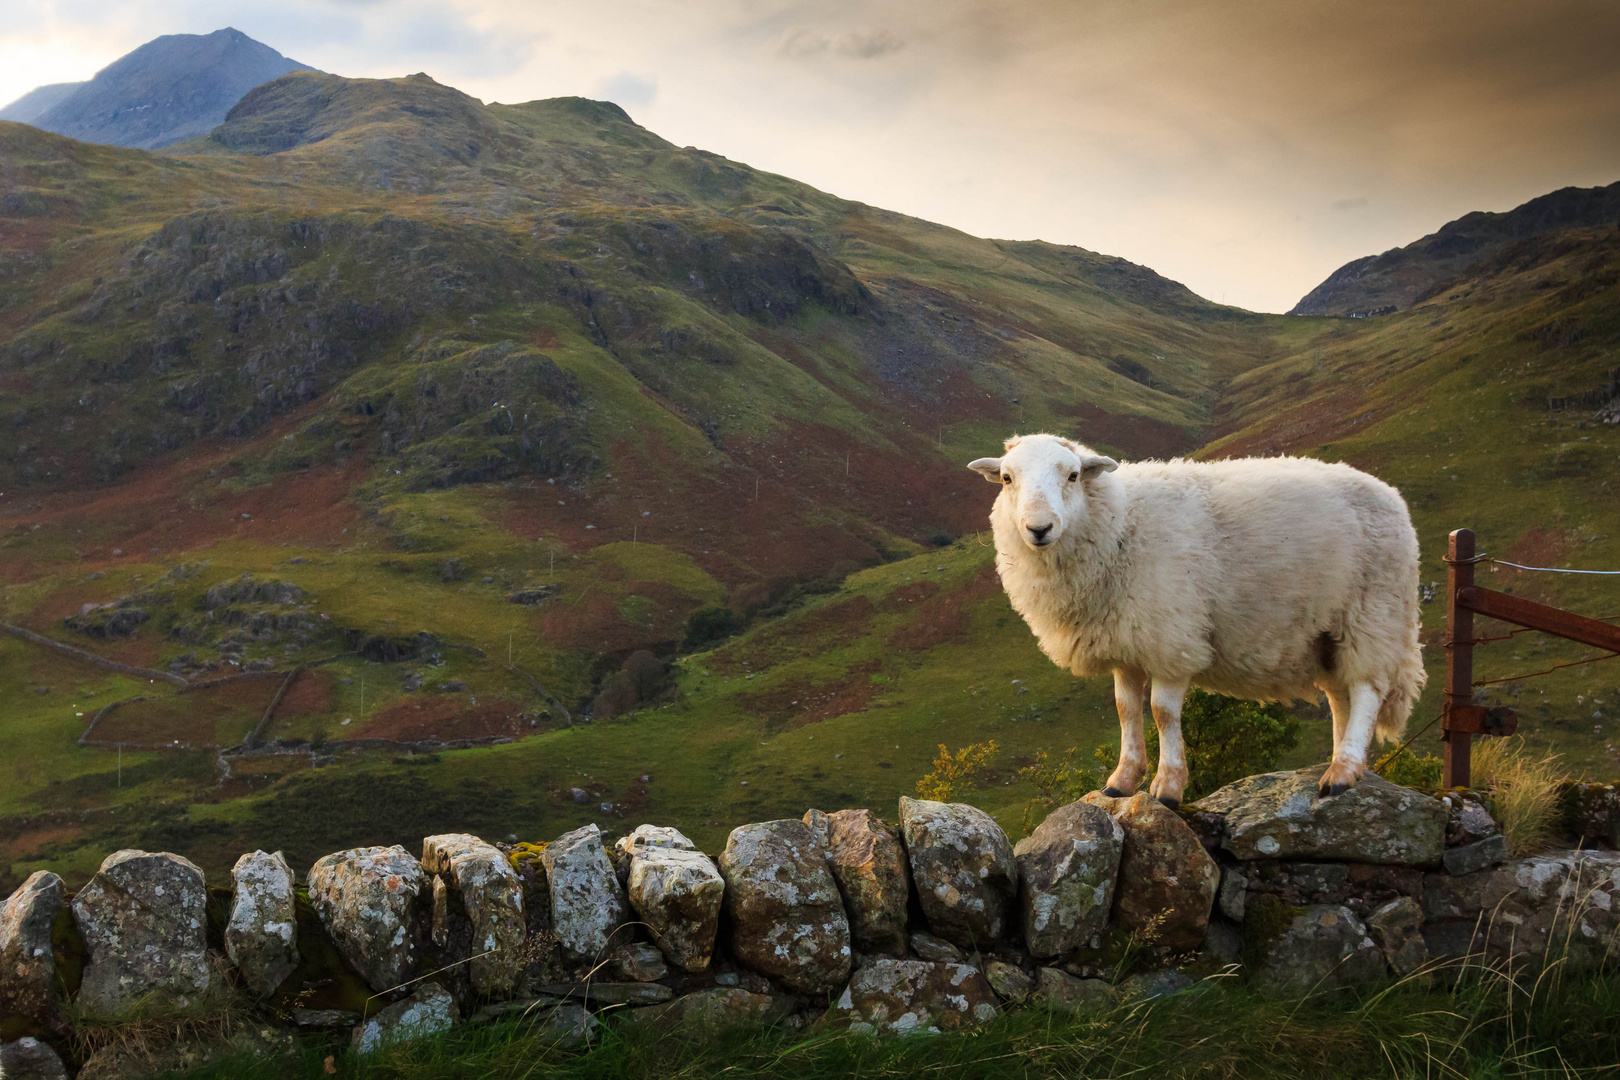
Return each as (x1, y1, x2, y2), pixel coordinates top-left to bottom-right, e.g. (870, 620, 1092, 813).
(1376, 643, 1427, 745)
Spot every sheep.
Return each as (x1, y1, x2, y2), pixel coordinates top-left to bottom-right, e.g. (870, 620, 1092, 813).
(967, 433, 1425, 805)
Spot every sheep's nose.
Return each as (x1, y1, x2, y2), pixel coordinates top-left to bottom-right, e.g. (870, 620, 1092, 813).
(1028, 523, 1053, 543)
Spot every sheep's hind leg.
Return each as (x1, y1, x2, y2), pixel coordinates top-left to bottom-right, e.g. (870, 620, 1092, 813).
(1148, 679, 1191, 808)
(1103, 668, 1150, 797)
(1319, 682, 1381, 797)
(1321, 683, 1352, 758)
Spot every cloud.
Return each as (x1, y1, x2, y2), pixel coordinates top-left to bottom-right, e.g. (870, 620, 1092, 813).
(597, 71, 656, 109)
(777, 26, 905, 60)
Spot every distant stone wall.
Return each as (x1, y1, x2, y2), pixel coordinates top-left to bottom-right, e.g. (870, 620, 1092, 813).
(2, 770, 1618, 1074)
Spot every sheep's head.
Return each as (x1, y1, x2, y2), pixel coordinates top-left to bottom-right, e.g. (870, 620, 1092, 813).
(968, 434, 1117, 550)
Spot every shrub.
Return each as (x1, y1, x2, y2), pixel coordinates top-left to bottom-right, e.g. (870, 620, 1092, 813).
(1146, 690, 1302, 801)
(1374, 747, 1443, 788)
(681, 606, 744, 652)
(916, 741, 999, 802)
(1474, 737, 1569, 856)
(1019, 745, 1113, 830)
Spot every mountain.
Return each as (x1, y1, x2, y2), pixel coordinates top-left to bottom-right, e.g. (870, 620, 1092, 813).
(1290, 181, 1620, 316)
(7, 28, 312, 150)
(0, 69, 1615, 890)
(0, 83, 85, 124)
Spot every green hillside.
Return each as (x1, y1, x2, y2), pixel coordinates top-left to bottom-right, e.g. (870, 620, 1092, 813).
(1, 70, 1616, 891)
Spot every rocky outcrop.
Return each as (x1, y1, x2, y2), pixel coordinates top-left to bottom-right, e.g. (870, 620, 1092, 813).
(1244, 900, 1384, 994)
(1082, 792, 1217, 950)
(835, 959, 998, 1034)
(421, 833, 526, 997)
(307, 846, 427, 994)
(719, 819, 851, 994)
(805, 808, 911, 957)
(0, 871, 65, 1032)
(71, 850, 213, 1017)
(351, 982, 457, 1054)
(541, 824, 631, 964)
(625, 838, 725, 973)
(898, 797, 1017, 951)
(1189, 767, 1447, 867)
(1014, 800, 1123, 958)
(225, 850, 300, 997)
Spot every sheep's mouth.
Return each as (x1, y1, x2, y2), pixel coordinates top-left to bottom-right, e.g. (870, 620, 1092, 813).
(1025, 537, 1054, 549)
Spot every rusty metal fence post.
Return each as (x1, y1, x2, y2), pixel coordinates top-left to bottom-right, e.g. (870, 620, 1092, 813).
(1442, 528, 1475, 788)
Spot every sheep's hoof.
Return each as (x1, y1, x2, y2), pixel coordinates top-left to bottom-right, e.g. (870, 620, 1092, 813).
(1101, 786, 1129, 798)
(1319, 782, 1350, 798)
(1156, 795, 1180, 810)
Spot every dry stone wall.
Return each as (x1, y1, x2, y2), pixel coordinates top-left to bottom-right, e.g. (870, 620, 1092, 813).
(3, 769, 1619, 1073)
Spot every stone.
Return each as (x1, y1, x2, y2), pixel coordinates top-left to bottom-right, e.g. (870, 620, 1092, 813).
(1189, 767, 1447, 867)
(626, 844, 725, 972)
(71, 850, 212, 1017)
(421, 833, 526, 997)
(351, 982, 457, 1054)
(806, 808, 911, 957)
(307, 845, 427, 994)
(1365, 897, 1428, 976)
(1446, 796, 1499, 847)
(293, 1008, 362, 1027)
(909, 931, 963, 963)
(719, 819, 851, 994)
(898, 797, 1018, 951)
(1561, 782, 1619, 848)
(541, 824, 632, 964)
(0, 1037, 68, 1080)
(606, 941, 670, 982)
(536, 1003, 597, 1047)
(1217, 867, 1248, 922)
(0, 872, 65, 1033)
(1202, 919, 1243, 965)
(1238, 860, 1423, 910)
(615, 824, 697, 857)
(1118, 969, 1194, 999)
(1014, 800, 1124, 958)
(983, 960, 1034, 1002)
(1036, 967, 1112, 1014)
(1421, 850, 1620, 968)
(1081, 792, 1218, 950)
(633, 988, 785, 1033)
(1442, 834, 1509, 877)
(835, 959, 999, 1034)
(225, 850, 299, 997)
(1244, 900, 1385, 995)
(537, 980, 674, 1005)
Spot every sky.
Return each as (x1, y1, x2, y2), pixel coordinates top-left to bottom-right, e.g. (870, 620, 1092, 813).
(3, 0, 1618, 313)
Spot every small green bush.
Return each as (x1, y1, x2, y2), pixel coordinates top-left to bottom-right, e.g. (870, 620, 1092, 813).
(681, 606, 744, 651)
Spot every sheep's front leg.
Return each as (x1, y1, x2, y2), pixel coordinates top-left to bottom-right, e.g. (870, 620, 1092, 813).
(1103, 668, 1150, 797)
(1322, 684, 1352, 758)
(1319, 682, 1381, 797)
(1148, 679, 1191, 808)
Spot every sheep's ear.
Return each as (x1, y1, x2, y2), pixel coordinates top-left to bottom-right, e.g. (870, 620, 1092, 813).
(1080, 455, 1118, 480)
(967, 457, 1004, 484)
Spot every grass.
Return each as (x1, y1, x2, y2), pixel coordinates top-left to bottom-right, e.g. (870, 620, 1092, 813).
(137, 961, 1620, 1080)
(1474, 738, 1572, 856)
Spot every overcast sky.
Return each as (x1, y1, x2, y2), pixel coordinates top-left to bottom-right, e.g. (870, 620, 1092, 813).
(4, 0, 1618, 312)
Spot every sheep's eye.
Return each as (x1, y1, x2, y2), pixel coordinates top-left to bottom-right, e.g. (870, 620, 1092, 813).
(1001, 474, 1012, 484)
(1068, 471, 1079, 482)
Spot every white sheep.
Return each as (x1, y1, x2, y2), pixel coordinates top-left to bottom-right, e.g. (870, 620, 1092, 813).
(968, 433, 1425, 805)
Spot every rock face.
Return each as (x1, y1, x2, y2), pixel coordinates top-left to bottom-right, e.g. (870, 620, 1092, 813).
(421, 833, 526, 997)
(805, 808, 911, 957)
(1014, 800, 1123, 958)
(898, 797, 1017, 951)
(1245, 900, 1385, 994)
(1082, 792, 1217, 950)
(1422, 850, 1620, 968)
(71, 850, 212, 1016)
(351, 982, 457, 1054)
(0, 871, 66, 1031)
(225, 850, 300, 997)
(307, 846, 427, 994)
(626, 844, 724, 973)
(0, 1037, 69, 1080)
(835, 959, 998, 1034)
(718, 819, 851, 994)
(1366, 897, 1429, 976)
(542, 825, 631, 964)
(1189, 767, 1447, 867)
